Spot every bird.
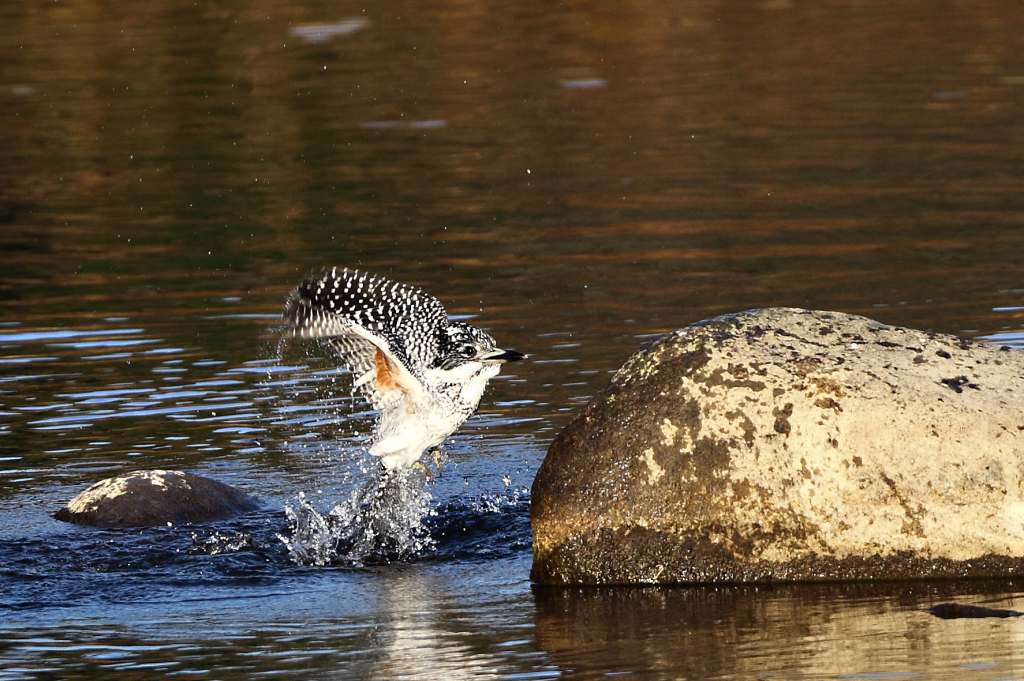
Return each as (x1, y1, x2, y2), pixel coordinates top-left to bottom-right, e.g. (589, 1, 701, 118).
(282, 267, 525, 471)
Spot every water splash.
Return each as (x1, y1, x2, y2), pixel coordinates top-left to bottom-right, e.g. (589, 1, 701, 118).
(270, 334, 441, 567)
(279, 468, 437, 567)
(190, 530, 255, 555)
(472, 484, 530, 514)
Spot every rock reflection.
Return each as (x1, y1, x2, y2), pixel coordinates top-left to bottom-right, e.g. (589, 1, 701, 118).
(533, 581, 1024, 679)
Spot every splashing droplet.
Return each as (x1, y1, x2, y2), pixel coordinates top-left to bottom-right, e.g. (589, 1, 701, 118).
(279, 469, 435, 567)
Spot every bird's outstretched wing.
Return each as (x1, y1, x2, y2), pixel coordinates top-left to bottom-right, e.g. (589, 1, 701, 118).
(282, 268, 449, 411)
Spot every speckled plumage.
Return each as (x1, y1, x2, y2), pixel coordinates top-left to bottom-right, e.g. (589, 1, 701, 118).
(283, 268, 523, 469)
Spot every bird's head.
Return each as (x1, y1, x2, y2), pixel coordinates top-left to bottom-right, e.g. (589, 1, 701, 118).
(434, 322, 525, 374)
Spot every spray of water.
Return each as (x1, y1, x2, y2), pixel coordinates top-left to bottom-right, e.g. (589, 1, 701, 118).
(269, 335, 442, 567)
(279, 467, 438, 567)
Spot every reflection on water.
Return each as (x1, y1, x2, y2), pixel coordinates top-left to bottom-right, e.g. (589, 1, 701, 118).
(3, 566, 1024, 679)
(1, 0, 1024, 677)
(533, 582, 1024, 680)
(288, 18, 370, 45)
(369, 570, 517, 681)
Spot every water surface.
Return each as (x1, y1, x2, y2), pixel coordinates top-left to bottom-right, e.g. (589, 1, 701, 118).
(2, 0, 1024, 678)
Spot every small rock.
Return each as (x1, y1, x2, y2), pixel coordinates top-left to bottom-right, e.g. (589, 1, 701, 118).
(531, 308, 1024, 585)
(929, 603, 1024, 619)
(54, 470, 260, 528)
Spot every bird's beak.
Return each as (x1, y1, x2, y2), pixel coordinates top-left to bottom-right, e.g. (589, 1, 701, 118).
(481, 348, 526, 363)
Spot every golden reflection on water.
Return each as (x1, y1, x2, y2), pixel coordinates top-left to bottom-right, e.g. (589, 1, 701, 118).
(3, 0, 1023, 335)
(534, 582, 1024, 680)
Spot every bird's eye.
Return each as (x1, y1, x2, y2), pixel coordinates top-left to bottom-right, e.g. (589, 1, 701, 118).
(459, 344, 476, 358)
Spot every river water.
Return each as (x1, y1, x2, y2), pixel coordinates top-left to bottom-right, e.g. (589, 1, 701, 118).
(2, 1, 1024, 678)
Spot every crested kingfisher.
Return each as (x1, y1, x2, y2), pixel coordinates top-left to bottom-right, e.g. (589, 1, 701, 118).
(284, 267, 525, 470)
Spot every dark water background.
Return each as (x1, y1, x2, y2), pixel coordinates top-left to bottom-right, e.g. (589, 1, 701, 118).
(2, 0, 1024, 678)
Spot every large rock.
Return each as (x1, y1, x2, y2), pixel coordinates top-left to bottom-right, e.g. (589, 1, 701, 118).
(55, 470, 260, 527)
(531, 308, 1024, 585)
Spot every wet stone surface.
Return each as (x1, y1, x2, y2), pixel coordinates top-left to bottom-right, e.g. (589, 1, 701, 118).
(531, 308, 1024, 585)
(55, 470, 261, 528)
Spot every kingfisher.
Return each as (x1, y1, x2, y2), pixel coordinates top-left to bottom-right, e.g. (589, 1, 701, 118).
(283, 267, 525, 470)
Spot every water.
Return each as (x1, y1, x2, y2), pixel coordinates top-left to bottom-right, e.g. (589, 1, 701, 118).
(2, 0, 1024, 678)
(280, 470, 439, 567)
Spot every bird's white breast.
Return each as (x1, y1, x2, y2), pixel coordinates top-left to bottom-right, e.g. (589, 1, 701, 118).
(457, 363, 501, 410)
(370, 362, 501, 469)
(422, 362, 498, 410)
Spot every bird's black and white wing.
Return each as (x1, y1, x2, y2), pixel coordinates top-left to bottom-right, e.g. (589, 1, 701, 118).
(282, 267, 449, 411)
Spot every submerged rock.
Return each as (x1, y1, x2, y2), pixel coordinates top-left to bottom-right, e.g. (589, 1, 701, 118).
(531, 308, 1024, 585)
(929, 602, 1024, 619)
(55, 470, 260, 528)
